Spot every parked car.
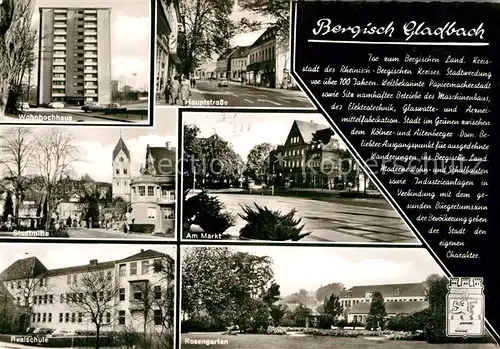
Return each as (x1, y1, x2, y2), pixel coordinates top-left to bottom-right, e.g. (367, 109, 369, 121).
(33, 328, 54, 335)
(104, 103, 127, 114)
(81, 102, 104, 113)
(48, 102, 64, 109)
(48, 328, 76, 337)
(218, 79, 229, 87)
(16, 102, 30, 110)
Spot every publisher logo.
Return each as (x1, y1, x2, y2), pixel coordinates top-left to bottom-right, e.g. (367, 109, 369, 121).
(446, 277, 485, 338)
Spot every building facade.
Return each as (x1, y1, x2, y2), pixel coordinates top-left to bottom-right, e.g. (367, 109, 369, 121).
(130, 143, 176, 234)
(112, 137, 132, 202)
(38, 7, 112, 106)
(229, 46, 250, 81)
(216, 48, 237, 79)
(156, 0, 182, 92)
(339, 282, 429, 324)
(0, 250, 174, 333)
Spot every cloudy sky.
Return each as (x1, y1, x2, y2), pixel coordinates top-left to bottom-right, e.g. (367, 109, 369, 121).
(183, 112, 340, 162)
(33, 0, 150, 89)
(183, 246, 443, 296)
(0, 244, 176, 274)
(27, 108, 177, 183)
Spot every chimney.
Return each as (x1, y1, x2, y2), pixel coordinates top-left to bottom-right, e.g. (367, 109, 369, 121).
(140, 249, 144, 253)
(165, 141, 170, 150)
(89, 259, 98, 266)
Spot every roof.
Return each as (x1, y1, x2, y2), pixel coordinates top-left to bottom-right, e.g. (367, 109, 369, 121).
(0, 250, 169, 281)
(217, 48, 237, 61)
(250, 27, 277, 48)
(0, 257, 48, 281)
(112, 137, 130, 160)
(349, 300, 429, 315)
(230, 46, 250, 59)
(291, 120, 328, 144)
(118, 249, 166, 263)
(147, 145, 176, 176)
(342, 282, 427, 298)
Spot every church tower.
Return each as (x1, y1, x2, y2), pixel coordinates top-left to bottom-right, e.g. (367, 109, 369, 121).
(112, 135, 131, 202)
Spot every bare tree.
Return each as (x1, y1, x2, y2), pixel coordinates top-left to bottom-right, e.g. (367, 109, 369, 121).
(0, 127, 35, 226)
(67, 267, 120, 349)
(33, 129, 79, 231)
(0, 0, 37, 118)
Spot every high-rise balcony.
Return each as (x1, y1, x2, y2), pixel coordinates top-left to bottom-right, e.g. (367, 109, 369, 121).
(54, 30, 67, 35)
(85, 91, 98, 97)
(53, 68, 66, 73)
(84, 23, 97, 29)
(53, 45, 66, 51)
(84, 15, 98, 21)
(52, 84, 66, 89)
(84, 84, 98, 89)
(54, 15, 67, 21)
(52, 76, 66, 81)
(84, 30, 97, 36)
(54, 22, 67, 29)
(53, 61, 66, 66)
(85, 53, 98, 59)
(84, 76, 98, 81)
(84, 37, 97, 44)
(52, 92, 66, 97)
(53, 37, 67, 43)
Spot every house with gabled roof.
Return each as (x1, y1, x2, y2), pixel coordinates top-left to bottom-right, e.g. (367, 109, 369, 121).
(0, 249, 174, 333)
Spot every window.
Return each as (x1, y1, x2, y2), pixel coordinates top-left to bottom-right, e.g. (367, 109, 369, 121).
(71, 313, 76, 323)
(394, 288, 402, 297)
(32, 313, 36, 322)
(124, 169, 128, 174)
(16, 296, 20, 304)
(33, 295, 37, 305)
(165, 208, 174, 220)
(138, 186, 145, 196)
(154, 286, 161, 300)
(130, 262, 137, 275)
(98, 291, 104, 302)
(43, 313, 47, 322)
(119, 310, 126, 325)
(154, 310, 162, 325)
(17, 281, 21, 289)
(60, 294, 64, 303)
(65, 313, 69, 323)
(119, 288, 125, 301)
(106, 312, 111, 323)
(147, 207, 156, 219)
(153, 258, 162, 270)
(49, 295, 53, 304)
(148, 186, 155, 196)
(37, 313, 41, 322)
(78, 313, 83, 323)
(116, 169, 119, 174)
(141, 260, 149, 275)
(44, 294, 48, 304)
(107, 271, 112, 280)
(119, 264, 126, 277)
(133, 284, 143, 300)
(59, 313, 63, 323)
(67, 275, 71, 285)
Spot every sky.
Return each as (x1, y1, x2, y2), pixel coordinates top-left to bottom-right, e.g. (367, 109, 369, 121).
(32, 0, 151, 89)
(0, 244, 176, 274)
(183, 112, 340, 162)
(26, 108, 177, 183)
(182, 246, 443, 297)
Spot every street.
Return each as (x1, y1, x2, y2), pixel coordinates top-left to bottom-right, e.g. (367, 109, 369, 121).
(186, 193, 418, 243)
(157, 80, 313, 108)
(5, 104, 149, 124)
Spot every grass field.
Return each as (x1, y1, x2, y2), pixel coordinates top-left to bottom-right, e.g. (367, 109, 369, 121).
(182, 333, 497, 349)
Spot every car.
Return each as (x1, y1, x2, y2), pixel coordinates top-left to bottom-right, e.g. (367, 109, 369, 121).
(104, 103, 127, 115)
(49, 329, 76, 337)
(48, 102, 64, 109)
(218, 79, 229, 87)
(82, 102, 104, 113)
(33, 328, 54, 335)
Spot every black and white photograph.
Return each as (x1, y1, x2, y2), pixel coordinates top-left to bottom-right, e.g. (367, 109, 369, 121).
(0, 109, 177, 239)
(155, 0, 312, 108)
(0, 243, 175, 349)
(181, 110, 417, 243)
(180, 245, 495, 349)
(0, 0, 151, 124)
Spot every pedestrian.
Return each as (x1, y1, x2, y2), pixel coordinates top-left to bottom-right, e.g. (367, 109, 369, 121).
(180, 75, 191, 106)
(164, 78, 171, 104)
(191, 76, 197, 88)
(125, 207, 133, 235)
(169, 76, 180, 105)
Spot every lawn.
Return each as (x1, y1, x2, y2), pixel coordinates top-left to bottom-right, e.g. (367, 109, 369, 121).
(182, 332, 497, 349)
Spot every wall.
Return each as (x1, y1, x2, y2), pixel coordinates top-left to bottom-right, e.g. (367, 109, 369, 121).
(38, 9, 55, 105)
(97, 9, 111, 104)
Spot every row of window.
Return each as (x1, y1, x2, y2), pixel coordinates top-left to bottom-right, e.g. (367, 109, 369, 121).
(118, 259, 160, 277)
(132, 186, 175, 198)
(32, 310, 162, 326)
(249, 46, 276, 65)
(341, 297, 425, 308)
(10, 278, 47, 290)
(115, 168, 128, 175)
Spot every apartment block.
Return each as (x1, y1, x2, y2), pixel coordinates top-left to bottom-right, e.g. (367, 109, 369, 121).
(0, 249, 174, 332)
(37, 8, 112, 106)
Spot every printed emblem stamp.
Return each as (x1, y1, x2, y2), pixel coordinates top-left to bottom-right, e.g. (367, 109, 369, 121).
(446, 277, 485, 337)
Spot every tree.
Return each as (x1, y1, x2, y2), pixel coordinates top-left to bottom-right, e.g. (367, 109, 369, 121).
(0, 128, 35, 226)
(245, 143, 275, 183)
(315, 283, 345, 303)
(366, 291, 386, 330)
(236, 0, 291, 50)
(178, 0, 235, 74)
(68, 266, 120, 349)
(289, 303, 311, 327)
(2, 191, 13, 222)
(0, 0, 38, 118)
(269, 304, 286, 326)
(423, 274, 448, 341)
(321, 294, 342, 326)
(33, 130, 78, 231)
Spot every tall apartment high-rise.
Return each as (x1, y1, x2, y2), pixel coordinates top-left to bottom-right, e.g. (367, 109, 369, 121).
(37, 8, 112, 106)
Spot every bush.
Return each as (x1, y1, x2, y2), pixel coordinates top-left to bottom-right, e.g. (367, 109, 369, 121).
(181, 318, 226, 333)
(129, 224, 155, 234)
(238, 203, 311, 241)
(184, 191, 236, 235)
(266, 326, 287, 335)
(47, 227, 69, 237)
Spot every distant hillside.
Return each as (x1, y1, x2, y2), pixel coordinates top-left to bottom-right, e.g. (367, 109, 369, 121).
(315, 283, 346, 302)
(280, 283, 346, 311)
(281, 289, 318, 308)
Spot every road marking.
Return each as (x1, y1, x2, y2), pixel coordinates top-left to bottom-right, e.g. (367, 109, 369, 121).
(257, 99, 282, 106)
(244, 99, 254, 104)
(229, 93, 239, 97)
(197, 91, 232, 95)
